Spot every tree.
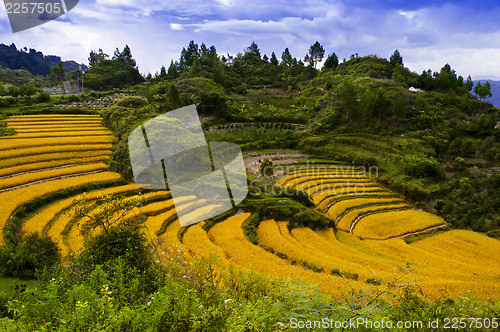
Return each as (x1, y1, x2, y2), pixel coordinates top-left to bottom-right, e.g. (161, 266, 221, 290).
(474, 81, 492, 101)
(7, 85, 20, 97)
(72, 193, 144, 236)
(113, 47, 121, 59)
(465, 75, 474, 91)
(270, 52, 279, 65)
(436, 63, 457, 91)
(167, 60, 179, 78)
(306, 41, 325, 68)
(200, 43, 208, 57)
(88, 48, 109, 67)
(281, 48, 294, 67)
(303, 54, 312, 67)
(243, 41, 261, 63)
(474, 81, 482, 98)
(394, 95, 406, 123)
(338, 80, 358, 120)
(0, 233, 60, 278)
(180, 40, 199, 68)
(260, 158, 273, 177)
(50, 60, 65, 80)
(392, 64, 409, 83)
(372, 87, 393, 125)
(208, 45, 218, 59)
(483, 81, 493, 100)
(159, 65, 167, 77)
(389, 49, 403, 67)
(323, 52, 339, 70)
(20, 81, 38, 96)
(360, 89, 373, 122)
(113, 45, 137, 67)
(247, 41, 261, 58)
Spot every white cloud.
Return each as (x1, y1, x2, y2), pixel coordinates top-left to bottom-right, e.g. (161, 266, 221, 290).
(0, 0, 499, 78)
(170, 23, 183, 30)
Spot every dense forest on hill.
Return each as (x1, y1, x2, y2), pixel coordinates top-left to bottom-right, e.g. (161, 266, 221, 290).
(0, 43, 82, 76)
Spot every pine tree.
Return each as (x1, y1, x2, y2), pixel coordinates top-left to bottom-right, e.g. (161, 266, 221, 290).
(270, 52, 279, 65)
(389, 49, 403, 67)
(160, 66, 167, 77)
(306, 41, 325, 68)
(247, 41, 261, 58)
(465, 76, 474, 91)
(281, 48, 293, 67)
(180, 41, 199, 68)
(167, 60, 179, 78)
(323, 52, 339, 70)
(88, 49, 109, 67)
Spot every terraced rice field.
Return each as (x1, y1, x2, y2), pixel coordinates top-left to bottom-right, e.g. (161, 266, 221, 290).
(1, 115, 499, 302)
(276, 167, 446, 239)
(0, 115, 177, 253)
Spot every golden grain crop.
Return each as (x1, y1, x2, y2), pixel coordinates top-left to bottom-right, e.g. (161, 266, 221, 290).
(312, 188, 392, 206)
(209, 213, 368, 297)
(6, 120, 103, 126)
(364, 238, 500, 278)
(143, 197, 197, 235)
(304, 181, 379, 195)
(0, 163, 109, 191)
(411, 230, 500, 268)
(295, 227, 400, 274)
(0, 156, 111, 178)
(336, 203, 410, 232)
(352, 210, 445, 240)
(257, 219, 388, 280)
(14, 127, 107, 133)
(6, 130, 113, 139)
(22, 184, 141, 237)
(0, 136, 115, 151)
(0, 171, 121, 245)
(0, 144, 114, 160)
(182, 222, 229, 262)
(7, 114, 100, 120)
(178, 204, 222, 227)
(326, 198, 404, 220)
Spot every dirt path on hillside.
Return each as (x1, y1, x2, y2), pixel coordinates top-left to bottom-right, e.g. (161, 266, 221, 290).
(244, 152, 309, 175)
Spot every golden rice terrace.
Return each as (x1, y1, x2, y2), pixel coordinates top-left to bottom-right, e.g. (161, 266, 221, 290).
(1, 114, 499, 302)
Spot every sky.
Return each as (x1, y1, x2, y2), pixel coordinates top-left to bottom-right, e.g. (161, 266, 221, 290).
(1, 0, 500, 79)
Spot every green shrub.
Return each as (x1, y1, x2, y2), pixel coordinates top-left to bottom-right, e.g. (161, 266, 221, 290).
(406, 160, 445, 180)
(67, 94, 81, 103)
(0, 234, 60, 279)
(35, 92, 51, 103)
(76, 224, 152, 273)
(259, 158, 273, 177)
(300, 261, 324, 273)
(291, 210, 330, 229)
(116, 96, 148, 108)
(277, 187, 314, 207)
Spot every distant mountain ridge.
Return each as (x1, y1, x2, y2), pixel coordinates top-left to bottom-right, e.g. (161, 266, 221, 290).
(474, 80, 500, 107)
(0, 43, 85, 77)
